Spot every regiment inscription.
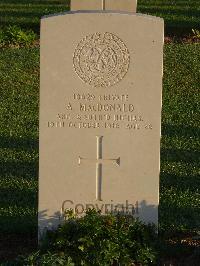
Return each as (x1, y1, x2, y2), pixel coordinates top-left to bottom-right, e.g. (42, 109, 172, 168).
(47, 92, 153, 131)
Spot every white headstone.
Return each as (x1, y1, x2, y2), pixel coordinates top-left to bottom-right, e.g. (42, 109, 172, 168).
(39, 5, 164, 235)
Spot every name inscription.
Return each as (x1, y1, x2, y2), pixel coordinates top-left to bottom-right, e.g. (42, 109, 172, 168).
(47, 93, 153, 131)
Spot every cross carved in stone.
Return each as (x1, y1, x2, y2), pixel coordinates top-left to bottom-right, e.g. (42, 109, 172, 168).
(78, 136, 120, 201)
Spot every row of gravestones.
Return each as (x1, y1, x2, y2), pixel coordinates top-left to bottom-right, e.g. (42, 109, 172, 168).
(39, 0, 164, 236)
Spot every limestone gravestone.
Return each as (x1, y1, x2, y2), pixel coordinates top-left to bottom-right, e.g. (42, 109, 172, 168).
(39, 0, 164, 235)
(71, 0, 137, 12)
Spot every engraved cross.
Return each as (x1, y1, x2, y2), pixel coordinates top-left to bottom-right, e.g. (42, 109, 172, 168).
(78, 136, 120, 201)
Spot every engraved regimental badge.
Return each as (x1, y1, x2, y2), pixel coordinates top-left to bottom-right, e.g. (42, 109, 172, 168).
(73, 32, 130, 87)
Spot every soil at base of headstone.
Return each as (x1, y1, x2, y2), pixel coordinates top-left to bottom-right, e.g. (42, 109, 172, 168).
(164, 35, 200, 44)
(0, 233, 37, 263)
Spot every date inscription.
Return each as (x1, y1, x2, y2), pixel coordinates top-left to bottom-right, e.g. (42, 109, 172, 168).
(47, 93, 153, 131)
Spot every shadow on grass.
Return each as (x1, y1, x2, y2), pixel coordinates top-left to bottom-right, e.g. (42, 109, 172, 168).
(139, 7, 200, 17)
(0, 135, 38, 238)
(0, 135, 38, 178)
(0, 135, 38, 151)
(139, 1, 200, 8)
(159, 196, 200, 233)
(159, 238, 200, 266)
(158, 203, 200, 265)
(161, 124, 199, 163)
(0, 232, 37, 263)
(0, 0, 68, 5)
(160, 123, 200, 234)
(161, 148, 199, 163)
(0, 0, 70, 33)
(138, 5, 200, 35)
(0, 185, 36, 207)
(0, 10, 55, 19)
(162, 124, 200, 138)
(161, 173, 200, 192)
(0, 161, 38, 178)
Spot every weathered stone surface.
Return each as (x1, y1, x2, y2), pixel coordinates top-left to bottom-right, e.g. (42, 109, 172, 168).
(39, 12, 164, 234)
(71, 0, 137, 12)
(105, 0, 137, 12)
(71, 0, 102, 11)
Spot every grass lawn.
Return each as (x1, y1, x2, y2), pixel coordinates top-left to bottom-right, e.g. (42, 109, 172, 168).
(0, 48, 39, 261)
(138, 0, 200, 36)
(0, 0, 200, 264)
(0, 0, 199, 35)
(0, 44, 199, 263)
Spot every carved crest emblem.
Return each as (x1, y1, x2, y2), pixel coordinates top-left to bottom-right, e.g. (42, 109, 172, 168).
(73, 32, 130, 87)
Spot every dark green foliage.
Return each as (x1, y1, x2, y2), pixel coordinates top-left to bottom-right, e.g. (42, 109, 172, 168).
(2, 252, 74, 266)
(15, 251, 75, 266)
(48, 210, 157, 265)
(16, 210, 158, 266)
(0, 26, 37, 47)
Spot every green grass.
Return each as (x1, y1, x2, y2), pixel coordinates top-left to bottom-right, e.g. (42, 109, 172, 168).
(161, 44, 200, 233)
(0, 48, 39, 234)
(0, 0, 70, 34)
(0, 0, 199, 263)
(138, 0, 200, 36)
(0, 0, 199, 35)
(0, 44, 199, 262)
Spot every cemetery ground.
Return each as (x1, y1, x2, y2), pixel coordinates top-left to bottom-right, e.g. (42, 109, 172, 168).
(0, 0, 200, 265)
(0, 0, 200, 40)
